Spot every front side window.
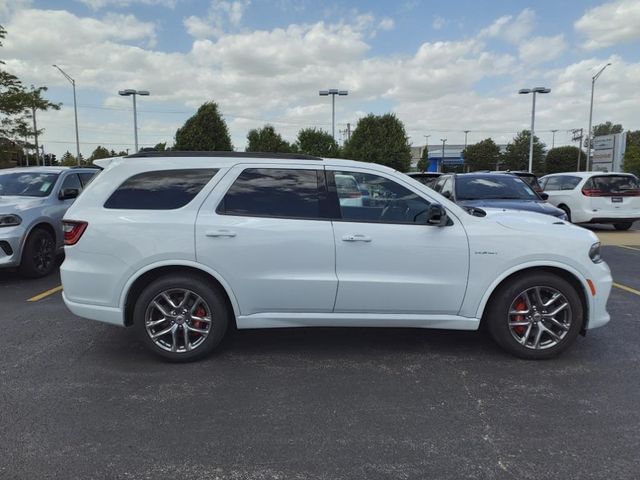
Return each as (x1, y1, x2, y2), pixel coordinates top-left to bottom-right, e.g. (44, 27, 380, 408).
(218, 168, 321, 219)
(0, 172, 59, 197)
(60, 173, 82, 193)
(332, 171, 430, 224)
(104, 169, 218, 209)
(440, 178, 454, 199)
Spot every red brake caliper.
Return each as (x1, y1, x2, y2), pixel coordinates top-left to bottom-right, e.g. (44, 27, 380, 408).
(193, 307, 206, 331)
(513, 298, 527, 335)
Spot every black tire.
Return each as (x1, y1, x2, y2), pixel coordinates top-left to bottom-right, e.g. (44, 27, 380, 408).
(19, 228, 57, 278)
(485, 272, 583, 360)
(133, 274, 230, 362)
(558, 205, 571, 223)
(614, 222, 632, 231)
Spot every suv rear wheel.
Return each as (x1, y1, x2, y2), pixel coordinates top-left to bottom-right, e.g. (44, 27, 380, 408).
(485, 272, 583, 359)
(133, 274, 230, 362)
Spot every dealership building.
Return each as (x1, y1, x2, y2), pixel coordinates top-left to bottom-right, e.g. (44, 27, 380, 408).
(410, 144, 508, 173)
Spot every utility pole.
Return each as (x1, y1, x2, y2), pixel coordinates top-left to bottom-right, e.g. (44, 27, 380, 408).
(440, 138, 447, 173)
(463, 130, 470, 149)
(551, 129, 558, 149)
(31, 105, 40, 166)
(346, 122, 351, 141)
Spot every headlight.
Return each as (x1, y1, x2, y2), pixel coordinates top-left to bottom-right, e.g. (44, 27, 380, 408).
(0, 214, 22, 227)
(589, 242, 603, 263)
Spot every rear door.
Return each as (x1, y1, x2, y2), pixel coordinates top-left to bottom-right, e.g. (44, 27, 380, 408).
(195, 165, 338, 316)
(327, 167, 469, 315)
(583, 174, 640, 216)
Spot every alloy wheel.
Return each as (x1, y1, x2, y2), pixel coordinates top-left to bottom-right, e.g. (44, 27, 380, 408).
(33, 236, 54, 273)
(144, 289, 212, 353)
(508, 286, 572, 350)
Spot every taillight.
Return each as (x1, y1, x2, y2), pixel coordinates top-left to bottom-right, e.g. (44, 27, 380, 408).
(582, 188, 604, 196)
(63, 221, 88, 246)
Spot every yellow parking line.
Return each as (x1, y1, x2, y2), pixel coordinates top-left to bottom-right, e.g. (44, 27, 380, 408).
(27, 285, 63, 302)
(613, 282, 640, 297)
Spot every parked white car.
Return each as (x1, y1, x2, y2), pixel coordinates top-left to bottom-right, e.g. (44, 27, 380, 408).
(61, 152, 612, 361)
(539, 172, 640, 230)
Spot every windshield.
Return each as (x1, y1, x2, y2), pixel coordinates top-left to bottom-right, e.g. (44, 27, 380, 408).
(0, 172, 60, 197)
(456, 176, 539, 201)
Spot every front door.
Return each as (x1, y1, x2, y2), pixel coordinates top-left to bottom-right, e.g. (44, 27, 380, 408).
(327, 167, 469, 315)
(196, 165, 338, 316)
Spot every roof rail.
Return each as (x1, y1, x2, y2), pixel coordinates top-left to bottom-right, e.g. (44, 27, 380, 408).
(124, 151, 323, 161)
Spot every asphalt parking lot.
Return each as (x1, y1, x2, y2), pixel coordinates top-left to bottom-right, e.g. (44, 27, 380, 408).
(1, 226, 639, 479)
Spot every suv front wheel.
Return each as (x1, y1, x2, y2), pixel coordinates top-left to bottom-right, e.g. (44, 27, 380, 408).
(133, 274, 230, 362)
(485, 272, 583, 359)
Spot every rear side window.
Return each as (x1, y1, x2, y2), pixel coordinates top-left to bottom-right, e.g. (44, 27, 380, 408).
(78, 172, 98, 187)
(217, 168, 321, 219)
(104, 169, 218, 209)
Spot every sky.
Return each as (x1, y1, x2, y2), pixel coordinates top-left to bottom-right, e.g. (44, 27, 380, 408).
(1, 0, 639, 158)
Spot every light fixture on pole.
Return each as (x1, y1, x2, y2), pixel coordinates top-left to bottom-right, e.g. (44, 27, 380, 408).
(319, 89, 348, 140)
(118, 89, 150, 152)
(586, 63, 612, 172)
(52, 65, 81, 166)
(440, 138, 447, 173)
(518, 87, 551, 173)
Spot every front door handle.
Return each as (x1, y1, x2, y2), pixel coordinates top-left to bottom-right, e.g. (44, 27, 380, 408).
(342, 234, 372, 242)
(206, 229, 237, 238)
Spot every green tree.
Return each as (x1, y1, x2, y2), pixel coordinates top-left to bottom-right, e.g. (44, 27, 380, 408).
(60, 151, 76, 166)
(623, 145, 640, 177)
(246, 125, 292, 153)
(153, 142, 167, 151)
(89, 145, 111, 160)
(502, 130, 546, 173)
(174, 102, 233, 151)
(416, 145, 429, 172)
(545, 146, 585, 174)
(626, 130, 640, 148)
(0, 26, 28, 141)
(342, 113, 412, 172)
(295, 127, 339, 157)
(462, 138, 501, 171)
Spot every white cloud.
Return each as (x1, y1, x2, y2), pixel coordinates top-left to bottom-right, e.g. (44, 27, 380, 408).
(575, 0, 640, 50)
(184, 0, 251, 39)
(519, 34, 567, 64)
(378, 17, 395, 31)
(75, 0, 178, 9)
(480, 8, 535, 44)
(432, 15, 446, 30)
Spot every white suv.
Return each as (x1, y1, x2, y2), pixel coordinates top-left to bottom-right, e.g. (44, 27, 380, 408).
(61, 152, 612, 361)
(539, 172, 640, 230)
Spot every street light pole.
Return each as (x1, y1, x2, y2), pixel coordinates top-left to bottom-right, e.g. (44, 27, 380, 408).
(586, 63, 612, 172)
(118, 89, 150, 152)
(463, 130, 470, 149)
(551, 129, 558, 149)
(519, 87, 551, 173)
(53, 65, 81, 165)
(319, 89, 348, 140)
(440, 138, 447, 173)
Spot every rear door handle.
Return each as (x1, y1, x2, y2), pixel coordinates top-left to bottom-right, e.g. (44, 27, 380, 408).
(342, 234, 372, 242)
(206, 229, 236, 238)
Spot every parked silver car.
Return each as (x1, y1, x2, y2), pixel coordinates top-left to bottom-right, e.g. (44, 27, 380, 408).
(0, 166, 99, 277)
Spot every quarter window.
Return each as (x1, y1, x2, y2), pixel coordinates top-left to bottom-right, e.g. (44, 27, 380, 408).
(332, 171, 430, 224)
(104, 169, 218, 209)
(218, 168, 322, 219)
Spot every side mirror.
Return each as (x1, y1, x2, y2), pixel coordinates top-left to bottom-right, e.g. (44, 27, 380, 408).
(59, 188, 80, 200)
(426, 203, 448, 227)
(539, 192, 549, 200)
